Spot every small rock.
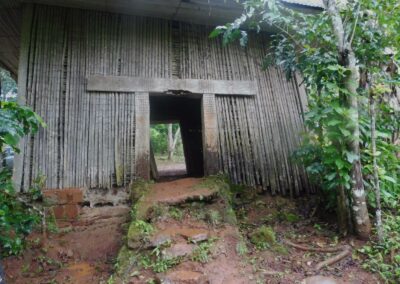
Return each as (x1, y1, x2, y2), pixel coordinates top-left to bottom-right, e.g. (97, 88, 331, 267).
(149, 233, 172, 247)
(66, 249, 74, 258)
(302, 276, 339, 284)
(159, 270, 208, 284)
(179, 229, 209, 243)
(163, 243, 194, 259)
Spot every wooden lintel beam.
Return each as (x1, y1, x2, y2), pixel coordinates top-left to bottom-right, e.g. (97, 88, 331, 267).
(87, 75, 257, 96)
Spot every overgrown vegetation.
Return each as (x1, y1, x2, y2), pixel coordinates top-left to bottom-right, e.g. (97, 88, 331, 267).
(139, 243, 182, 273)
(359, 210, 400, 282)
(190, 237, 217, 263)
(150, 123, 184, 161)
(0, 95, 45, 255)
(212, 0, 399, 281)
(0, 68, 17, 101)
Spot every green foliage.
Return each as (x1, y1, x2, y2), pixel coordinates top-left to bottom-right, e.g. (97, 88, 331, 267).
(139, 243, 181, 273)
(1, 101, 45, 152)
(236, 240, 249, 256)
(0, 99, 45, 255)
(359, 211, 400, 282)
(212, 0, 400, 278)
(249, 225, 276, 250)
(168, 207, 184, 220)
(0, 68, 17, 99)
(205, 209, 222, 226)
(0, 170, 41, 256)
(130, 220, 154, 237)
(278, 212, 300, 223)
(191, 237, 217, 263)
(212, 0, 400, 208)
(150, 123, 183, 156)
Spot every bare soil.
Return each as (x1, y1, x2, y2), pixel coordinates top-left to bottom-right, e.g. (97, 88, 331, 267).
(234, 192, 380, 283)
(3, 206, 129, 284)
(144, 178, 217, 205)
(3, 179, 380, 283)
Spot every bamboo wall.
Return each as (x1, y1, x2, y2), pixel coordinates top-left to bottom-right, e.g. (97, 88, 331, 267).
(16, 4, 313, 196)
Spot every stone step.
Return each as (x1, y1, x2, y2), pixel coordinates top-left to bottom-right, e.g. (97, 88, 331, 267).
(159, 270, 208, 284)
(302, 276, 339, 284)
(144, 178, 218, 206)
(162, 243, 195, 259)
(148, 227, 210, 247)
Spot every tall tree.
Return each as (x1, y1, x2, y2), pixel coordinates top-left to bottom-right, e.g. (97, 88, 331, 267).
(323, 0, 371, 239)
(167, 124, 181, 160)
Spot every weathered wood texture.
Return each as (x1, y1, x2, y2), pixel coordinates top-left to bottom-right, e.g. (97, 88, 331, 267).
(134, 92, 150, 180)
(15, 5, 312, 195)
(202, 93, 219, 176)
(0, 7, 20, 77)
(87, 76, 256, 95)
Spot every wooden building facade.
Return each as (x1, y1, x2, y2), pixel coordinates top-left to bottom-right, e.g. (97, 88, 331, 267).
(9, 1, 315, 196)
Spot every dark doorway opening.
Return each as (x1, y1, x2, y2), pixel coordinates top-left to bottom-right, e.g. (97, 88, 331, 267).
(150, 94, 204, 179)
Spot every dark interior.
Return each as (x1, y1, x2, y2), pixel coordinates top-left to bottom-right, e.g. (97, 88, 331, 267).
(150, 94, 204, 177)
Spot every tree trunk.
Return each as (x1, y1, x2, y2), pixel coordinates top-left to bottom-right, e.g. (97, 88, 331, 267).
(168, 124, 173, 160)
(167, 124, 180, 160)
(370, 94, 384, 243)
(324, 0, 372, 239)
(347, 51, 372, 240)
(337, 185, 352, 235)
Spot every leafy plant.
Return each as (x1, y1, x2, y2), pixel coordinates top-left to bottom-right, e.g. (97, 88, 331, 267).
(168, 207, 183, 220)
(249, 226, 276, 250)
(191, 238, 217, 263)
(359, 211, 400, 282)
(139, 243, 181, 273)
(0, 98, 45, 255)
(132, 220, 154, 236)
(150, 123, 184, 159)
(0, 169, 41, 256)
(206, 209, 222, 226)
(211, 0, 399, 238)
(236, 240, 249, 256)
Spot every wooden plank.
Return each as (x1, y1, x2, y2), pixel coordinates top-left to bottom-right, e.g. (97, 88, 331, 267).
(149, 144, 159, 180)
(202, 93, 219, 175)
(134, 92, 150, 180)
(87, 75, 257, 96)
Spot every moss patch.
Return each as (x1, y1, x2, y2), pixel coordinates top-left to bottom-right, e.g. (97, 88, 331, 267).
(249, 226, 276, 248)
(112, 245, 139, 281)
(127, 220, 154, 249)
(130, 179, 152, 203)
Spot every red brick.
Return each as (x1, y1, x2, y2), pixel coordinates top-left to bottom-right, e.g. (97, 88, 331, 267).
(63, 204, 80, 219)
(51, 204, 80, 220)
(43, 188, 83, 205)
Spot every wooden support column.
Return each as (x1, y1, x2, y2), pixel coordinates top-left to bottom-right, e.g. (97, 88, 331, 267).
(202, 93, 219, 175)
(134, 92, 150, 180)
(13, 3, 34, 191)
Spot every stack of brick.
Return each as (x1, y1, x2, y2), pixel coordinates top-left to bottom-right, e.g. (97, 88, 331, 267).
(43, 188, 83, 219)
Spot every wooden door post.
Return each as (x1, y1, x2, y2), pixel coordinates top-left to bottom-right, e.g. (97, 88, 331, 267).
(13, 3, 34, 191)
(134, 92, 150, 180)
(202, 93, 219, 175)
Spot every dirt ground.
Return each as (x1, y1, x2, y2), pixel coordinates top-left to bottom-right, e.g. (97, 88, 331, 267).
(3, 206, 129, 284)
(157, 161, 187, 178)
(233, 191, 380, 283)
(3, 178, 380, 284)
(155, 155, 187, 178)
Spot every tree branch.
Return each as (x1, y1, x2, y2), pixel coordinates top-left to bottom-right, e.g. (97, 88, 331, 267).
(348, 3, 360, 45)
